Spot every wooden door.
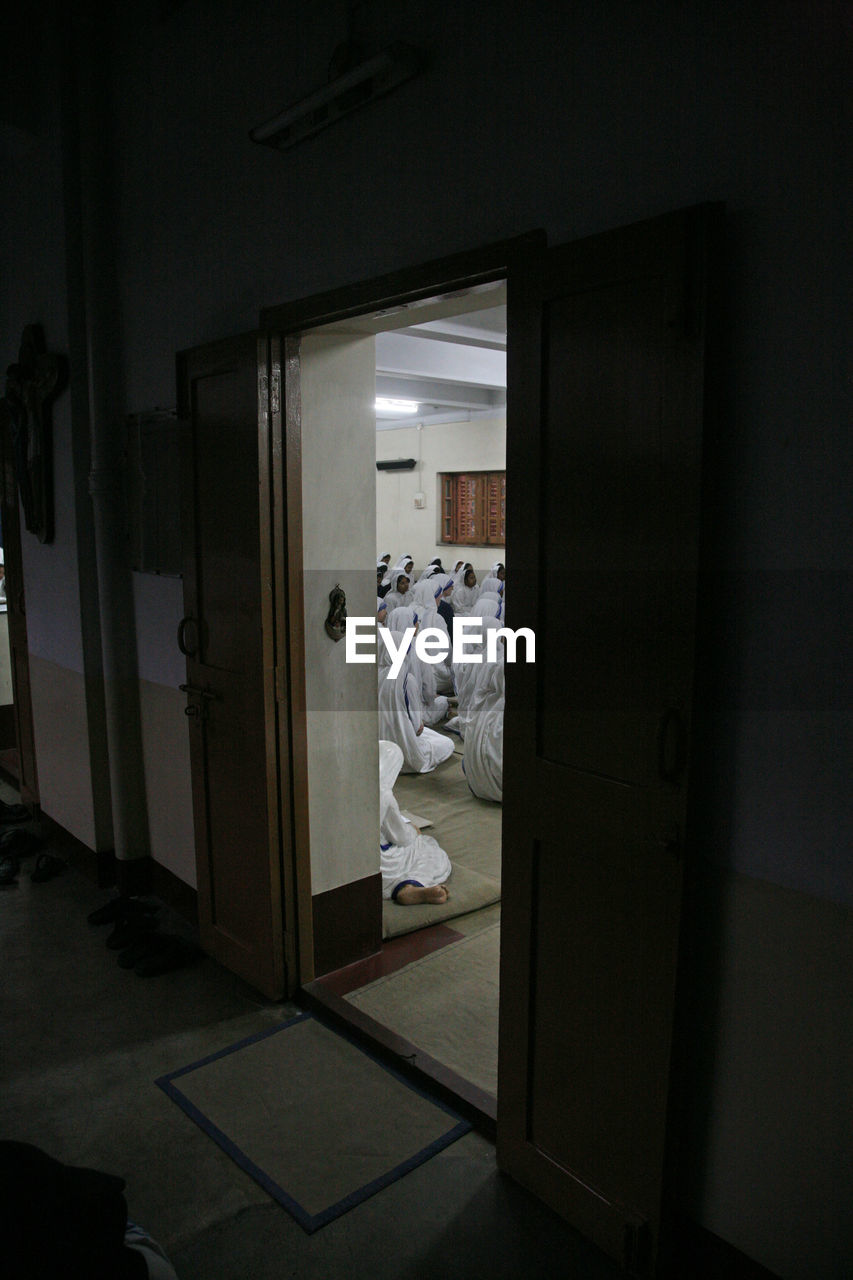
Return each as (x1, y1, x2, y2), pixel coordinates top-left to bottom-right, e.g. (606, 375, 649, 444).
(0, 423, 39, 804)
(498, 207, 716, 1274)
(177, 332, 287, 998)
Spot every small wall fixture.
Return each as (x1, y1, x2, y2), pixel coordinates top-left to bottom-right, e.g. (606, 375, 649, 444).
(376, 458, 417, 471)
(250, 43, 426, 152)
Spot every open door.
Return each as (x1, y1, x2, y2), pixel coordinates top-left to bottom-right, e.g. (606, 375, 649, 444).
(177, 332, 290, 999)
(498, 207, 716, 1274)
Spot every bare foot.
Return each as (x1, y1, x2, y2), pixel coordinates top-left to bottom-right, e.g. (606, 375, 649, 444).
(395, 883, 450, 906)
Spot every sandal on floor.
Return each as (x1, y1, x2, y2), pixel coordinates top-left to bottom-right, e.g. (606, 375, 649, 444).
(134, 934, 199, 977)
(0, 828, 43, 858)
(31, 853, 67, 882)
(117, 932, 165, 969)
(88, 895, 159, 926)
(0, 854, 20, 885)
(106, 914, 159, 950)
(0, 800, 31, 822)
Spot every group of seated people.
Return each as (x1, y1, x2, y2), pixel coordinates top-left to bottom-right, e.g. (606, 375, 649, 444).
(374, 552, 506, 907)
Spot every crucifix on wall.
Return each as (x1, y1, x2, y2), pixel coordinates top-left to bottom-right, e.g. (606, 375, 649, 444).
(0, 325, 65, 544)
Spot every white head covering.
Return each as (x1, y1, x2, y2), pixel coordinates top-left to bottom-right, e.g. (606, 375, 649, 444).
(383, 570, 414, 614)
(469, 594, 503, 620)
(479, 576, 504, 598)
(411, 578, 447, 636)
(387, 605, 419, 632)
(451, 566, 478, 615)
(417, 558, 443, 582)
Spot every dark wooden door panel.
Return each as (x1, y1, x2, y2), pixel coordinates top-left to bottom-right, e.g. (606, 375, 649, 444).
(178, 333, 285, 998)
(498, 207, 714, 1274)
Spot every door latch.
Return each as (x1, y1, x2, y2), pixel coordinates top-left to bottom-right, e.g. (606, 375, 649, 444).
(179, 683, 216, 721)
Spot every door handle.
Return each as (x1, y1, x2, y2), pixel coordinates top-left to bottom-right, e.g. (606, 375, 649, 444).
(177, 616, 199, 656)
(180, 683, 216, 722)
(179, 684, 216, 699)
(658, 707, 687, 784)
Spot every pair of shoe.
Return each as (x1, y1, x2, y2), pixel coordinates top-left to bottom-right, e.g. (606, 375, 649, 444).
(117, 931, 198, 977)
(87, 895, 159, 927)
(0, 797, 31, 823)
(0, 828, 43, 858)
(0, 851, 66, 885)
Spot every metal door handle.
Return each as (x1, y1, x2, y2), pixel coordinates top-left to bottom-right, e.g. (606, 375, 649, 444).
(658, 707, 687, 783)
(177, 616, 198, 655)
(179, 684, 216, 699)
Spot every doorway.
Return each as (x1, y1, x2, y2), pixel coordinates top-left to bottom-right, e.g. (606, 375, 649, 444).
(290, 284, 507, 1115)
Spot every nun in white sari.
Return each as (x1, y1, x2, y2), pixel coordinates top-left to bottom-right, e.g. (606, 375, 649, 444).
(450, 609, 503, 740)
(382, 571, 413, 613)
(478, 575, 504, 600)
(411, 578, 454, 696)
(387, 605, 449, 726)
(463, 654, 504, 803)
(451, 566, 479, 616)
(380, 740, 452, 903)
(377, 629, 455, 774)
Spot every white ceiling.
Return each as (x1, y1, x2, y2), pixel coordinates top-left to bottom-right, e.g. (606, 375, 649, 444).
(375, 304, 507, 430)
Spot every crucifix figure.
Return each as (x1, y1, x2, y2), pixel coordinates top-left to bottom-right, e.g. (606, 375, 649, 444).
(0, 325, 65, 544)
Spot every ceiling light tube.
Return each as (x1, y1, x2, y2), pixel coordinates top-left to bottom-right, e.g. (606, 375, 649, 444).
(375, 397, 420, 414)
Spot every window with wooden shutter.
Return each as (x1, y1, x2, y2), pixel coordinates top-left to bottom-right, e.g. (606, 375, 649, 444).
(439, 470, 505, 545)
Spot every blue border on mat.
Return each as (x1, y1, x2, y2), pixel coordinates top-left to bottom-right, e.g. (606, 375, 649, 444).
(155, 1011, 471, 1234)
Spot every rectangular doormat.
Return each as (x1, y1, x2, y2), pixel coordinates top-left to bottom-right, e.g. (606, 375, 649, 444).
(155, 1012, 471, 1233)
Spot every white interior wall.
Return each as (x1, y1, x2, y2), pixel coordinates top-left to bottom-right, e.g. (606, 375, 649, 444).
(300, 332, 379, 897)
(376, 414, 506, 575)
(0, 616, 12, 705)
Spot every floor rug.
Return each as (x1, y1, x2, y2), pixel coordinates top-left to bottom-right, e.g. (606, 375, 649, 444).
(383, 862, 501, 939)
(346, 924, 501, 1096)
(155, 1012, 471, 1233)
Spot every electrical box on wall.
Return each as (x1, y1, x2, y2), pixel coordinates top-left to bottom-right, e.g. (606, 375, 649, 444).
(414, 492, 426, 509)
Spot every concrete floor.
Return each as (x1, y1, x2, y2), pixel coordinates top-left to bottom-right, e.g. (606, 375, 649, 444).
(0, 816, 620, 1280)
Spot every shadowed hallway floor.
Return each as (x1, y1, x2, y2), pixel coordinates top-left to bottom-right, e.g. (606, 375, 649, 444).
(0, 780, 620, 1280)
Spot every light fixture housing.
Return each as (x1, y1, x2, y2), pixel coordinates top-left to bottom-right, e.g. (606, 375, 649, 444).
(250, 43, 426, 152)
(375, 397, 420, 415)
(376, 458, 417, 471)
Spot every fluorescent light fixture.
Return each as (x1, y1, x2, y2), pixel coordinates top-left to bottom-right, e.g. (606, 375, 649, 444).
(375, 397, 420, 414)
(250, 43, 425, 152)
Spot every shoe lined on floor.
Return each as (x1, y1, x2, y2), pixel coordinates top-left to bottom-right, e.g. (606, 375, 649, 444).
(0, 854, 19, 885)
(31, 853, 67, 882)
(88, 896, 159, 926)
(134, 934, 199, 977)
(106, 914, 159, 950)
(117, 932, 165, 969)
(0, 828, 43, 859)
(0, 799, 31, 822)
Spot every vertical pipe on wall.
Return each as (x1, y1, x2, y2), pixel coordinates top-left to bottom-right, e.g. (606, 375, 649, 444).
(61, 3, 151, 888)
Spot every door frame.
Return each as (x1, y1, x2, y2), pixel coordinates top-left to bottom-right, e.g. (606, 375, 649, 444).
(262, 232, 544, 991)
